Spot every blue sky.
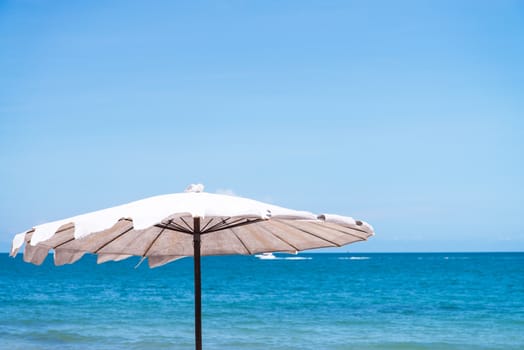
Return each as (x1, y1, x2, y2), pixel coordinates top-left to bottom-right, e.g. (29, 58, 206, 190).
(1, 0, 523, 252)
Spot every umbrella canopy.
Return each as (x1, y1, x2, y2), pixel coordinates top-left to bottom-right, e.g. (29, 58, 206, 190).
(10, 184, 374, 349)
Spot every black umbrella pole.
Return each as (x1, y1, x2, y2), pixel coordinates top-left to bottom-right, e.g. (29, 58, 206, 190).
(193, 217, 202, 350)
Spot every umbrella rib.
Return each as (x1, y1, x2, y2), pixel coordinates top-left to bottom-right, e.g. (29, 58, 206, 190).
(52, 237, 75, 250)
(328, 228, 367, 241)
(204, 218, 264, 234)
(200, 217, 218, 232)
(154, 222, 192, 234)
(201, 216, 232, 233)
(141, 225, 168, 258)
(277, 221, 342, 247)
(93, 226, 135, 254)
(316, 223, 368, 241)
(29, 233, 74, 250)
(54, 224, 75, 234)
(27, 238, 73, 253)
(31, 225, 75, 248)
(257, 225, 300, 252)
(180, 217, 194, 232)
(168, 222, 193, 233)
(352, 227, 369, 234)
(47, 219, 130, 251)
(230, 228, 252, 255)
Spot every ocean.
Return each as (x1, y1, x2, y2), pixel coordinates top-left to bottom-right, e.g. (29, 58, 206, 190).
(1, 252, 523, 350)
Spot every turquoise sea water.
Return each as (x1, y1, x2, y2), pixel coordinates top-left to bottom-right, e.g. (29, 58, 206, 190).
(1, 252, 523, 350)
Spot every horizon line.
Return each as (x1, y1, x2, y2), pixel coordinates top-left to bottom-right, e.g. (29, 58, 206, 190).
(2, 251, 523, 255)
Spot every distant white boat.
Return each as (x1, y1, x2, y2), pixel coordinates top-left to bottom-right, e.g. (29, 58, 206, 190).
(255, 252, 277, 260)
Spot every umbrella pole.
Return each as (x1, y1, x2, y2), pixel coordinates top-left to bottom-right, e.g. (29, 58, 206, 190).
(193, 217, 202, 350)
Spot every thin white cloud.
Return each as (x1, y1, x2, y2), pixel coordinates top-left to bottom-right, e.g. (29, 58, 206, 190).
(215, 188, 237, 197)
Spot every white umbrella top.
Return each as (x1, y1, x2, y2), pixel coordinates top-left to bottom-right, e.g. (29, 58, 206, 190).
(10, 184, 374, 267)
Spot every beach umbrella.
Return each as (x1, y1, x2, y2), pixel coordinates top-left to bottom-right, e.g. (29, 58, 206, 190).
(10, 184, 374, 350)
